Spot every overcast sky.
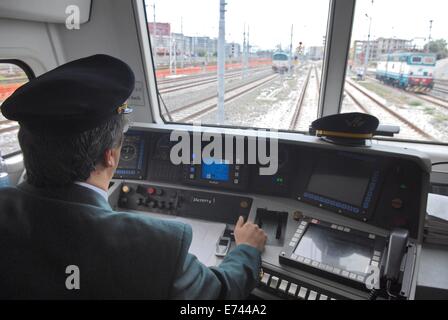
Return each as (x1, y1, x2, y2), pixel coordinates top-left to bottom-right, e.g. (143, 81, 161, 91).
(145, 0, 448, 50)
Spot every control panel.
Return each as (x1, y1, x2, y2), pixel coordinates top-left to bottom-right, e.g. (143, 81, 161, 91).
(258, 268, 339, 300)
(114, 132, 147, 180)
(113, 128, 430, 300)
(117, 182, 252, 224)
(184, 160, 249, 191)
(279, 217, 386, 290)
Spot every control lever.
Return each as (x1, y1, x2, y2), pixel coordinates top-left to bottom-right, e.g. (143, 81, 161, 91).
(255, 209, 287, 246)
(255, 216, 263, 229)
(275, 213, 283, 240)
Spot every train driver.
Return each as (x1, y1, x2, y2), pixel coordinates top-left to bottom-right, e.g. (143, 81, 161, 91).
(0, 54, 267, 299)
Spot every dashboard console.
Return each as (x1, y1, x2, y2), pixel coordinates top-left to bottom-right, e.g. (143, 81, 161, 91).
(111, 127, 430, 300)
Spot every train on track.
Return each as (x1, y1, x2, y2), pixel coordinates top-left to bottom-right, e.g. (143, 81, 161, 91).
(272, 51, 292, 73)
(375, 52, 437, 92)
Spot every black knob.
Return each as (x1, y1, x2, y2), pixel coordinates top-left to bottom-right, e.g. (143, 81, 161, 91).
(149, 201, 156, 208)
(136, 185, 147, 195)
(119, 197, 128, 206)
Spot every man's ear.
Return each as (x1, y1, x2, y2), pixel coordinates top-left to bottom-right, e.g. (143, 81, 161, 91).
(103, 148, 118, 168)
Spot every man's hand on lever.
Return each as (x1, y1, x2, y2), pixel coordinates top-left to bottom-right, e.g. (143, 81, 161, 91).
(234, 216, 267, 252)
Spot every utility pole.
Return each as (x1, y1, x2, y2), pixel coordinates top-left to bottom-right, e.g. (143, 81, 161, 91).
(288, 24, 294, 75)
(205, 39, 209, 68)
(363, 15, 372, 80)
(180, 17, 184, 69)
(169, 34, 177, 75)
(217, 0, 226, 124)
(363, 0, 374, 80)
(247, 25, 250, 63)
(427, 20, 434, 53)
(242, 24, 248, 79)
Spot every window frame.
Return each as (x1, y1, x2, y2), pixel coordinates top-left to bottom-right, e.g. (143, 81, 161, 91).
(319, 0, 356, 117)
(0, 59, 35, 158)
(0, 59, 35, 80)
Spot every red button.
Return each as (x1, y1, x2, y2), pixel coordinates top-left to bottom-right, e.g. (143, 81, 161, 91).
(391, 198, 403, 209)
(147, 187, 156, 195)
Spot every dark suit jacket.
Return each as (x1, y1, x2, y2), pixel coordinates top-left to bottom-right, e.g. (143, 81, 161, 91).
(0, 183, 261, 299)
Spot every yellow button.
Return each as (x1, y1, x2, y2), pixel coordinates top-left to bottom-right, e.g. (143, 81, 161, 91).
(259, 268, 264, 280)
(293, 211, 304, 221)
(240, 201, 249, 209)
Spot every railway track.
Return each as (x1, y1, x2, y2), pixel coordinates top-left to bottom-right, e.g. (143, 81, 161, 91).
(0, 78, 28, 85)
(158, 68, 269, 94)
(345, 79, 436, 141)
(412, 93, 448, 110)
(289, 67, 313, 130)
(314, 65, 321, 93)
(365, 75, 448, 111)
(168, 72, 279, 123)
(435, 79, 448, 86)
(0, 120, 19, 134)
(433, 86, 448, 95)
(158, 70, 241, 89)
(157, 66, 269, 86)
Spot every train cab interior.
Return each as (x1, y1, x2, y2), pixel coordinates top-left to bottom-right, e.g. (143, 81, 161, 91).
(1, 0, 448, 301)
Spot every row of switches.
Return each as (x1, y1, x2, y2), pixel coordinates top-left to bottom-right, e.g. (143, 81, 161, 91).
(261, 272, 335, 300)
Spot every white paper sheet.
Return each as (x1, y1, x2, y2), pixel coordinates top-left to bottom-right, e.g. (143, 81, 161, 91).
(177, 218, 226, 266)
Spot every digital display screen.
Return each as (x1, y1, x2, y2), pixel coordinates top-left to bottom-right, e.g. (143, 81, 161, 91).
(118, 135, 142, 169)
(294, 224, 373, 275)
(306, 156, 374, 207)
(201, 158, 230, 182)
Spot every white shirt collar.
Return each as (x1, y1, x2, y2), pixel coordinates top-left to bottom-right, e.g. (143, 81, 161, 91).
(74, 181, 109, 201)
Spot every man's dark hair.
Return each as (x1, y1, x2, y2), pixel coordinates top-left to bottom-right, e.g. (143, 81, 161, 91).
(19, 115, 126, 188)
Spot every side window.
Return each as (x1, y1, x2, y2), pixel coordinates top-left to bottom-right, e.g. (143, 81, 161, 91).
(343, 0, 448, 144)
(0, 62, 31, 157)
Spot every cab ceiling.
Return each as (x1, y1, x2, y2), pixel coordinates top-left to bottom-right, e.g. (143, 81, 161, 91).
(0, 0, 91, 24)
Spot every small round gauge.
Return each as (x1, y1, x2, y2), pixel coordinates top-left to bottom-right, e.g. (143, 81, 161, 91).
(121, 144, 137, 161)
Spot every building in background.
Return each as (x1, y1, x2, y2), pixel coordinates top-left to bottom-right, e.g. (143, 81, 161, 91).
(194, 37, 217, 57)
(148, 23, 221, 59)
(147, 22, 170, 36)
(377, 38, 412, 56)
(226, 42, 241, 59)
(354, 40, 379, 63)
(353, 37, 412, 65)
(307, 46, 325, 60)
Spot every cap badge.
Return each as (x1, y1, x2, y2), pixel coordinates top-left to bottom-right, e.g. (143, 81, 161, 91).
(117, 103, 133, 115)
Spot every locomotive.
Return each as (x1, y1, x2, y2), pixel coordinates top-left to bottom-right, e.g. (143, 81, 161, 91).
(376, 52, 437, 92)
